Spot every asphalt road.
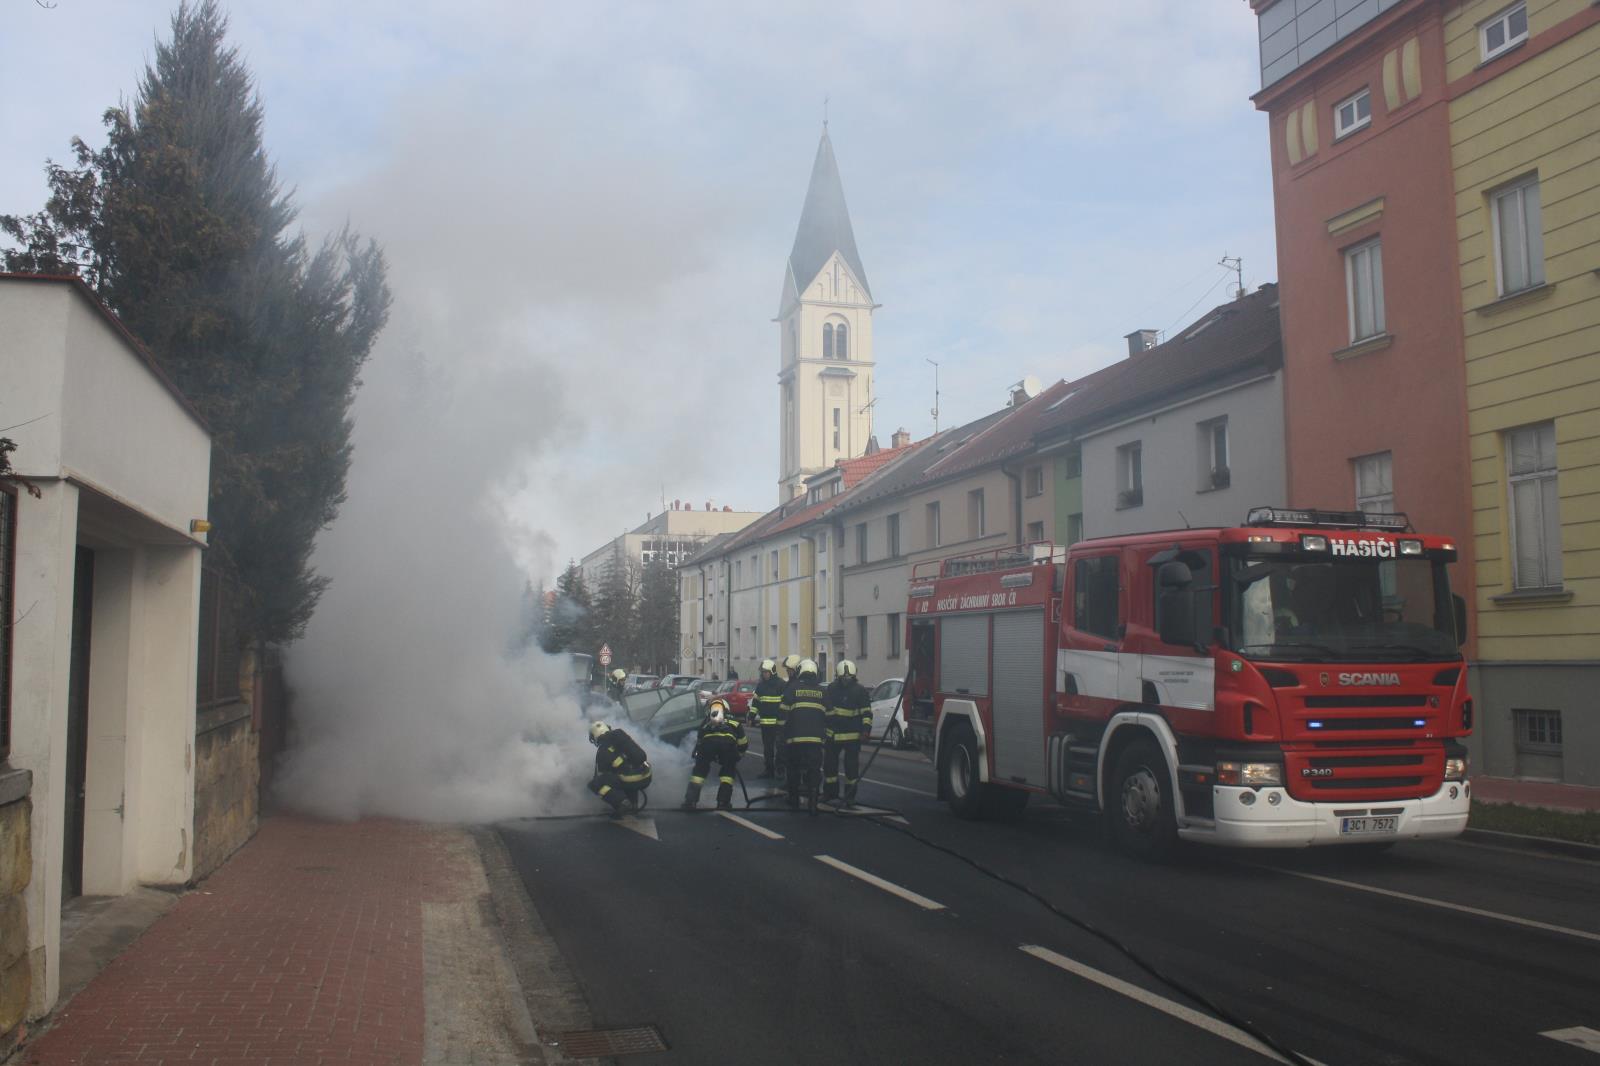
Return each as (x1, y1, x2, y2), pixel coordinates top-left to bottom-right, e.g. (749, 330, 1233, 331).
(498, 740, 1600, 1065)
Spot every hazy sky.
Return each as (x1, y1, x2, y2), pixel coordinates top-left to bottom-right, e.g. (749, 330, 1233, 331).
(2, 1, 1277, 578)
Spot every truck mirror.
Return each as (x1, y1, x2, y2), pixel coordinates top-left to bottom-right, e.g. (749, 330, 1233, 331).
(1158, 588, 1197, 646)
(1452, 594, 1467, 647)
(1157, 560, 1194, 589)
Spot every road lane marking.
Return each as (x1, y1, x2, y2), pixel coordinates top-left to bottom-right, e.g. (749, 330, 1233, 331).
(1019, 946, 1302, 1064)
(862, 778, 936, 798)
(718, 811, 784, 840)
(612, 816, 658, 841)
(1261, 868, 1600, 945)
(814, 855, 945, 911)
(1542, 1027, 1600, 1054)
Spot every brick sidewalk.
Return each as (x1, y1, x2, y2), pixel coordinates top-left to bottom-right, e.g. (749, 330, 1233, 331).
(1472, 775, 1600, 813)
(21, 817, 473, 1066)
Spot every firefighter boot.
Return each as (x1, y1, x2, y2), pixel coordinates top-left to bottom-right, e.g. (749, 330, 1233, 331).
(843, 782, 858, 808)
(681, 781, 703, 811)
(716, 780, 735, 810)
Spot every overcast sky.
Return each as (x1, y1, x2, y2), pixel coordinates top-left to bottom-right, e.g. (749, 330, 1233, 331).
(2, 1, 1277, 580)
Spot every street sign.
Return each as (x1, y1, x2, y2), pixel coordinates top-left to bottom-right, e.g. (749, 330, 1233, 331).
(599, 643, 612, 666)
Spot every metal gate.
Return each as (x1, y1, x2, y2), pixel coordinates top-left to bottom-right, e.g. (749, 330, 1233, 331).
(991, 609, 1046, 785)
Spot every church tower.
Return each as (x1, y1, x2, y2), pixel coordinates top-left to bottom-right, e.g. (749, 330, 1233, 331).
(777, 127, 876, 503)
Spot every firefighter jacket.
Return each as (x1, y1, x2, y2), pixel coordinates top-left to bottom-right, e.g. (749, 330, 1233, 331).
(823, 677, 873, 743)
(694, 714, 747, 758)
(752, 674, 786, 727)
(594, 729, 650, 782)
(781, 678, 828, 746)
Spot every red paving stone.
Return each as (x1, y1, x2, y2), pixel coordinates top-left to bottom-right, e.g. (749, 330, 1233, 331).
(24, 816, 470, 1066)
(1472, 775, 1600, 812)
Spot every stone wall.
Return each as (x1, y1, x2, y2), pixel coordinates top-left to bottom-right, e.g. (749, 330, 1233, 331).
(192, 705, 259, 880)
(0, 774, 33, 1058)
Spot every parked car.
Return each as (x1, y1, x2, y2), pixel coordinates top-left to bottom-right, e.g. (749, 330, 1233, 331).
(715, 679, 758, 719)
(868, 678, 910, 748)
(654, 674, 700, 691)
(623, 673, 659, 693)
(693, 678, 722, 709)
(623, 688, 703, 747)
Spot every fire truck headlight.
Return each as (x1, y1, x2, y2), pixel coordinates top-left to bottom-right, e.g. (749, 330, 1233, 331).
(1217, 761, 1283, 787)
(1399, 539, 1424, 556)
(1300, 535, 1328, 552)
(1443, 756, 1468, 782)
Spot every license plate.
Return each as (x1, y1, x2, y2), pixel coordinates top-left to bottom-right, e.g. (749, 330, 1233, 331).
(1340, 815, 1399, 836)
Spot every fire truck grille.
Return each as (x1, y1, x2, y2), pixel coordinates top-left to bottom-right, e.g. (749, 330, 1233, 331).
(1308, 754, 1424, 769)
(1304, 716, 1426, 732)
(1304, 695, 1429, 709)
(1306, 776, 1424, 791)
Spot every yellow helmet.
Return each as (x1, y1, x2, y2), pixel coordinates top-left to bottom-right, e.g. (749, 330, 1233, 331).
(588, 721, 611, 745)
(799, 658, 818, 678)
(610, 668, 626, 683)
(760, 658, 776, 674)
(707, 698, 730, 724)
(837, 660, 856, 678)
(783, 654, 802, 674)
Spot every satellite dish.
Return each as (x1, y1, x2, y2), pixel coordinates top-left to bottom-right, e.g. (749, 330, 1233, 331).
(1021, 375, 1042, 399)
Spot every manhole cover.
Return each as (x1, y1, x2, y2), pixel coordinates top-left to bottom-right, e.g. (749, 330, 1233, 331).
(556, 1025, 668, 1057)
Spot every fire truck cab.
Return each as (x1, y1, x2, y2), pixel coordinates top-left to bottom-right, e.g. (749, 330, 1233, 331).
(907, 508, 1473, 856)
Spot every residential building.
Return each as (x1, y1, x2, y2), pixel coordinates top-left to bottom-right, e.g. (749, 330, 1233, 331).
(1446, 0, 1599, 784)
(0, 275, 213, 1028)
(578, 503, 759, 591)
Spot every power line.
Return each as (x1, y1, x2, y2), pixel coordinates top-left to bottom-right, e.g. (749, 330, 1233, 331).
(1160, 270, 1232, 340)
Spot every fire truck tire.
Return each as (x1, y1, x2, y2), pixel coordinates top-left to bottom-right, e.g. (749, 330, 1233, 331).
(941, 723, 985, 819)
(1108, 738, 1178, 860)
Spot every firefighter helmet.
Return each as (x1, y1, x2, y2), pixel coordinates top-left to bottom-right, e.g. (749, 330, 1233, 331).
(610, 668, 626, 683)
(588, 721, 610, 745)
(760, 658, 776, 674)
(837, 660, 857, 678)
(783, 653, 802, 674)
(707, 698, 729, 725)
(799, 658, 818, 678)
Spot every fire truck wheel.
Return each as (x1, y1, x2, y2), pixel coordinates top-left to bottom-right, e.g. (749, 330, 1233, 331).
(941, 722, 985, 819)
(1108, 738, 1178, 860)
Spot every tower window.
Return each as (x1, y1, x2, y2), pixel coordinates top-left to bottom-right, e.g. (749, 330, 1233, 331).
(823, 322, 835, 359)
(833, 408, 841, 449)
(836, 323, 848, 360)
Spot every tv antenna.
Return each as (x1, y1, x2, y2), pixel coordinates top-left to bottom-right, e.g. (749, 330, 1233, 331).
(1219, 254, 1243, 299)
(927, 358, 941, 434)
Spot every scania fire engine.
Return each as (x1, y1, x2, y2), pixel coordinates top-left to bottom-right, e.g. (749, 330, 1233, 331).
(903, 508, 1472, 856)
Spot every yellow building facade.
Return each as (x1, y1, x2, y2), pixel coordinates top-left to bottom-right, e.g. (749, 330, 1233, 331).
(1449, 0, 1599, 783)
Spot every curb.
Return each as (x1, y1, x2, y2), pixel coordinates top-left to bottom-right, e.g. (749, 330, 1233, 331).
(1460, 826, 1600, 862)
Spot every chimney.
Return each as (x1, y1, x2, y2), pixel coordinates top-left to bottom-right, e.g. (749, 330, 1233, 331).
(1125, 329, 1159, 357)
(673, 499, 680, 510)
(891, 427, 910, 449)
(705, 501, 711, 511)
(723, 505, 732, 512)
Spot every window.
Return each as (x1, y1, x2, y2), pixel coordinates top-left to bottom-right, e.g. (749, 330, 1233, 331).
(1067, 513, 1083, 545)
(818, 569, 827, 607)
(790, 545, 801, 576)
(1354, 451, 1394, 514)
(1117, 442, 1143, 508)
(856, 522, 869, 563)
(1507, 422, 1561, 590)
(1025, 466, 1044, 497)
(770, 624, 778, 653)
(887, 613, 902, 658)
(926, 501, 941, 548)
(1073, 556, 1120, 641)
(1514, 709, 1562, 753)
(1026, 520, 1045, 543)
(0, 484, 14, 759)
(1491, 175, 1544, 296)
(735, 560, 742, 587)
(1333, 88, 1371, 139)
(790, 622, 798, 651)
(1202, 418, 1229, 489)
(817, 533, 826, 555)
(771, 550, 779, 579)
(857, 616, 869, 658)
(968, 489, 986, 538)
(832, 407, 841, 449)
(1345, 238, 1386, 342)
(1064, 451, 1082, 479)
(1480, 2, 1528, 61)
(823, 322, 835, 359)
(887, 513, 901, 557)
(836, 323, 848, 360)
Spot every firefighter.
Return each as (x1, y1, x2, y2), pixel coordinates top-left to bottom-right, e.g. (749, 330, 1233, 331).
(682, 698, 747, 810)
(607, 668, 628, 703)
(822, 660, 873, 806)
(751, 659, 786, 778)
(781, 659, 828, 813)
(587, 721, 652, 817)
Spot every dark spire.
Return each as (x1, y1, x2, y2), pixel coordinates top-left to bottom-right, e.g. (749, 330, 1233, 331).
(788, 128, 870, 299)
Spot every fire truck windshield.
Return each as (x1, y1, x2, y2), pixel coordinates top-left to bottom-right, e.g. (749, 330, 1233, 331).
(1231, 554, 1458, 662)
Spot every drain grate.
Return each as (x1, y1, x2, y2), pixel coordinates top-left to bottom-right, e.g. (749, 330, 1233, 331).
(555, 1025, 668, 1058)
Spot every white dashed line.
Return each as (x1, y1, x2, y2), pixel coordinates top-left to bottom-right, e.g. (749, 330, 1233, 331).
(1020, 945, 1305, 1064)
(718, 811, 784, 840)
(1262, 868, 1600, 945)
(814, 855, 945, 911)
(1541, 1027, 1600, 1054)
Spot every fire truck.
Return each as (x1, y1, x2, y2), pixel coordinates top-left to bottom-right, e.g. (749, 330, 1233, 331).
(903, 508, 1473, 856)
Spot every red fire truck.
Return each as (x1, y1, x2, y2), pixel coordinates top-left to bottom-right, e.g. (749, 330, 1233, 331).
(904, 508, 1473, 856)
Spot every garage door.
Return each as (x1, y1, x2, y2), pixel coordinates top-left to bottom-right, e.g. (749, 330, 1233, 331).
(991, 609, 1046, 785)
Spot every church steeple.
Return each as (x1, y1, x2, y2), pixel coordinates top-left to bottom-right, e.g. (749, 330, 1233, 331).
(776, 127, 876, 503)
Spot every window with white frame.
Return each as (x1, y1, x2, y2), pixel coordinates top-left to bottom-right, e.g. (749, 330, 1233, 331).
(790, 544, 800, 574)
(1026, 520, 1045, 543)
(818, 569, 827, 607)
(887, 512, 901, 557)
(1201, 417, 1229, 489)
(926, 501, 941, 547)
(1507, 422, 1561, 590)
(832, 407, 841, 449)
(887, 613, 901, 658)
(1491, 175, 1544, 297)
(1067, 513, 1083, 545)
(1354, 451, 1394, 514)
(856, 522, 868, 563)
(1514, 708, 1562, 753)
(1334, 88, 1372, 139)
(1345, 238, 1386, 342)
(771, 550, 779, 579)
(1117, 442, 1143, 507)
(1025, 465, 1044, 497)
(1480, 2, 1528, 62)
(968, 489, 986, 537)
(856, 616, 869, 658)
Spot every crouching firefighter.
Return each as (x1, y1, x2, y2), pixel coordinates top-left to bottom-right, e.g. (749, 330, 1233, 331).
(782, 659, 828, 813)
(682, 698, 747, 811)
(752, 659, 786, 779)
(823, 660, 873, 806)
(587, 721, 652, 817)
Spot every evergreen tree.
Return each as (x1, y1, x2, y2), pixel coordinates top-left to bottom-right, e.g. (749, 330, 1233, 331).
(636, 558, 680, 675)
(1, 1, 390, 645)
(590, 544, 639, 669)
(541, 562, 591, 656)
